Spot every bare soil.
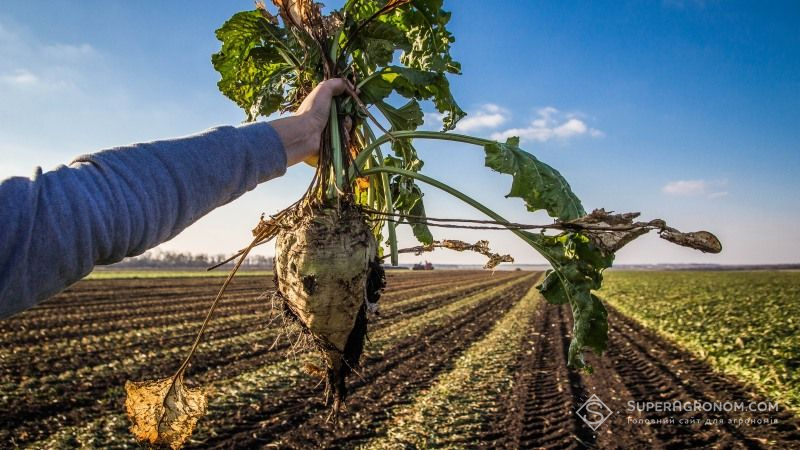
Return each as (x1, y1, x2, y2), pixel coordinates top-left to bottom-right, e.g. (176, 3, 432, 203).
(499, 304, 800, 449)
(0, 271, 798, 449)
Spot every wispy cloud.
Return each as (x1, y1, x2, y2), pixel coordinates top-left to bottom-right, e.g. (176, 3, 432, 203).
(662, 179, 728, 198)
(0, 68, 38, 86)
(491, 107, 604, 143)
(41, 42, 96, 60)
(0, 19, 96, 93)
(708, 191, 729, 199)
(662, 0, 713, 9)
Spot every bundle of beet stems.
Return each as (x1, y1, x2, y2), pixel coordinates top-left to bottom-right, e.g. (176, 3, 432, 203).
(123, 1, 722, 448)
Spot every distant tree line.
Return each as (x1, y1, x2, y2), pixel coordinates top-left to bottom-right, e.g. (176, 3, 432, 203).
(113, 249, 273, 268)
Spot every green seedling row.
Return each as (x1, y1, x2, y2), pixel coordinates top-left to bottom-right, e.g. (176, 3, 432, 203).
(601, 271, 800, 411)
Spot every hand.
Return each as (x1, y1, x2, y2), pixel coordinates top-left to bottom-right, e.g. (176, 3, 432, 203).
(295, 78, 352, 166)
(271, 78, 353, 167)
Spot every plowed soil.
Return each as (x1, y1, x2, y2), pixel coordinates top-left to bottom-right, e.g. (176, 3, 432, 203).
(0, 271, 798, 449)
(500, 304, 800, 449)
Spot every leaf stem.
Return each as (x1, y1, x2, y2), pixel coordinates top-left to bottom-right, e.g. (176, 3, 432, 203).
(352, 131, 492, 175)
(330, 29, 343, 63)
(361, 166, 506, 229)
(173, 232, 260, 378)
(354, 133, 580, 308)
(330, 102, 344, 196)
(361, 166, 580, 324)
(353, 134, 578, 310)
(363, 126, 399, 266)
(257, 21, 301, 68)
(359, 166, 560, 267)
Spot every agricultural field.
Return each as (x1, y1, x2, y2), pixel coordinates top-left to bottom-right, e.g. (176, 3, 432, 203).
(601, 270, 800, 412)
(1, 271, 798, 449)
(85, 269, 272, 280)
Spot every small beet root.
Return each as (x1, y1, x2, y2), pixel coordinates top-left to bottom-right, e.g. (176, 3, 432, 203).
(274, 203, 382, 413)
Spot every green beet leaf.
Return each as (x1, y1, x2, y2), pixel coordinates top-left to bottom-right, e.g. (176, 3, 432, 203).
(348, 20, 410, 73)
(212, 11, 294, 121)
(484, 137, 585, 221)
(530, 231, 614, 370)
(360, 66, 464, 130)
(376, 99, 424, 171)
(406, 192, 434, 245)
(393, 0, 461, 74)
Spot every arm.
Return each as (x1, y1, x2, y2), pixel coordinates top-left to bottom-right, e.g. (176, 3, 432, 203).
(0, 79, 348, 319)
(0, 122, 285, 319)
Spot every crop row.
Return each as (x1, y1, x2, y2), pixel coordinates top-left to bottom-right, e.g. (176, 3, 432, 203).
(601, 270, 800, 411)
(0, 272, 514, 379)
(1, 270, 490, 333)
(243, 273, 538, 449)
(15, 273, 534, 447)
(363, 278, 542, 448)
(1, 273, 519, 406)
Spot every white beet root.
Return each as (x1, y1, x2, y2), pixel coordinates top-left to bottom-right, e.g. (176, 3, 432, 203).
(275, 205, 376, 352)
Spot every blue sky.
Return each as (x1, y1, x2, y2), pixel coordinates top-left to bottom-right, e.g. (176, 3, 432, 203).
(1, 1, 798, 265)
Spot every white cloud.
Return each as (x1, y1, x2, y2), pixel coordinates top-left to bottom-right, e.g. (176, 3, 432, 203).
(454, 103, 509, 132)
(491, 107, 604, 143)
(425, 105, 601, 144)
(0, 68, 38, 86)
(589, 128, 605, 138)
(662, 179, 728, 198)
(423, 111, 444, 128)
(554, 118, 586, 137)
(662, 180, 707, 195)
(424, 103, 510, 133)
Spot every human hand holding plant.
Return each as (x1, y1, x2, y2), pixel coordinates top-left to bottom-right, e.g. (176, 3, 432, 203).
(272, 78, 353, 166)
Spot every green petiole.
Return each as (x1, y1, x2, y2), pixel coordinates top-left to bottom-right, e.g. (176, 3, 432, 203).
(362, 125, 399, 266)
(351, 131, 493, 176)
(329, 102, 344, 199)
(359, 165, 571, 299)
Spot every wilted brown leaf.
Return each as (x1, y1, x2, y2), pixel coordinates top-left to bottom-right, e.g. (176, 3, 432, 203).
(398, 239, 514, 270)
(565, 208, 721, 256)
(660, 230, 722, 254)
(571, 208, 641, 226)
(484, 253, 515, 270)
(586, 228, 650, 254)
(125, 375, 207, 450)
(272, 0, 324, 36)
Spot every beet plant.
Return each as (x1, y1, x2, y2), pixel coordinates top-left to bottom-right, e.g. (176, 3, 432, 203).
(124, 1, 721, 448)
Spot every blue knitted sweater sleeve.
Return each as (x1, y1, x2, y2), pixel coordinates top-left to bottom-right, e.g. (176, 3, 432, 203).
(0, 122, 286, 318)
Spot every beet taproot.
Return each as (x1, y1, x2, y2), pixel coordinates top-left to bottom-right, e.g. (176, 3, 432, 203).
(274, 203, 382, 411)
